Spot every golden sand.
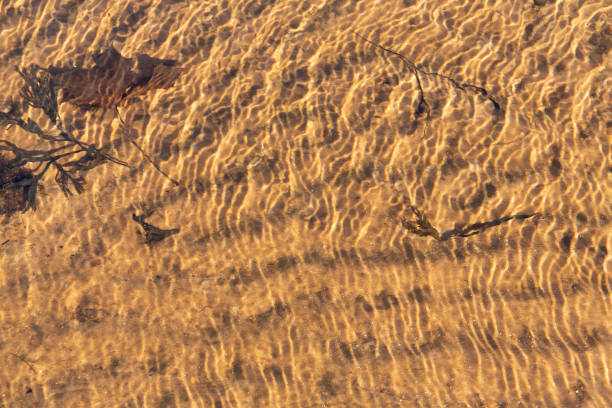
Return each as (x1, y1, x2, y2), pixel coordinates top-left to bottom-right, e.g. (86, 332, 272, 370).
(1, 0, 611, 406)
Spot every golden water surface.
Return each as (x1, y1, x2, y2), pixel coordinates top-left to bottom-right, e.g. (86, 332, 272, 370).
(1, 0, 611, 406)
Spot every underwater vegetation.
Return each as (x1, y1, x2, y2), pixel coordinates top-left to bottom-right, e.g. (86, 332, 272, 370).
(352, 30, 502, 127)
(352, 32, 539, 239)
(0, 47, 182, 217)
(1, 37, 534, 241)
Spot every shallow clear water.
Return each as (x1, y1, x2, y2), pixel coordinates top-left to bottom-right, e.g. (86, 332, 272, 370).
(1, 0, 611, 406)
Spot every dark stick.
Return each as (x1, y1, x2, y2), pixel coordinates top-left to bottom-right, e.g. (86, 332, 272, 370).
(115, 106, 180, 186)
(352, 31, 502, 114)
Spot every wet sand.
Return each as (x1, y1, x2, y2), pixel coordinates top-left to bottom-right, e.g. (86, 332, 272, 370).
(1, 0, 611, 407)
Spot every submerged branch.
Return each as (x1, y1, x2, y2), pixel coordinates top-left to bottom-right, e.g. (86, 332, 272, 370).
(352, 30, 430, 120)
(115, 106, 180, 186)
(402, 205, 538, 241)
(352, 31, 503, 121)
(2, 46, 181, 217)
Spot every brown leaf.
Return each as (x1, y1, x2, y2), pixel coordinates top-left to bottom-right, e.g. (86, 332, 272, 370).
(47, 47, 182, 109)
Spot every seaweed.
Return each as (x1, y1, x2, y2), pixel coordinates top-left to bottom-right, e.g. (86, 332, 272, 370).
(352, 30, 430, 122)
(402, 205, 539, 241)
(132, 209, 179, 246)
(0, 64, 128, 214)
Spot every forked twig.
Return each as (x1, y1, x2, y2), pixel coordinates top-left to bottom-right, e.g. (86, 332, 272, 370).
(352, 30, 430, 121)
(402, 205, 538, 241)
(352, 30, 502, 124)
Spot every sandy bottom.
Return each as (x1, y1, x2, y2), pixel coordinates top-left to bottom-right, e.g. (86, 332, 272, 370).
(1, 0, 611, 407)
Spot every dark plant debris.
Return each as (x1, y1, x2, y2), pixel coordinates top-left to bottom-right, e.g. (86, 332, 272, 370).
(48, 46, 182, 110)
(402, 205, 538, 241)
(0, 153, 35, 216)
(7, 352, 37, 374)
(116, 109, 180, 186)
(1, 65, 127, 215)
(132, 209, 179, 246)
(1, 46, 182, 216)
(401, 206, 441, 240)
(352, 31, 502, 126)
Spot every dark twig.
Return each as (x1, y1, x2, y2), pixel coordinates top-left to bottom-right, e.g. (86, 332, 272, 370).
(352, 31, 502, 118)
(115, 106, 180, 186)
(132, 209, 180, 246)
(7, 352, 37, 374)
(420, 67, 502, 112)
(402, 205, 538, 241)
(352, 30, 430, 120)
(439, 213, 538, 240)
